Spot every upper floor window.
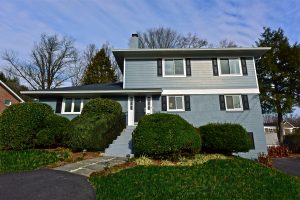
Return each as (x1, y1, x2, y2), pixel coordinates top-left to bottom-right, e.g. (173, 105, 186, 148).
(225, 95, 243, 111)
(62, 98, 90, 114)
(163, 59, 185, 77)
(219, 58, 242, 76)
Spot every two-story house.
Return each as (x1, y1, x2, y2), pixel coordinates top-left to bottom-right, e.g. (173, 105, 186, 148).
(22, 34, 270, 159)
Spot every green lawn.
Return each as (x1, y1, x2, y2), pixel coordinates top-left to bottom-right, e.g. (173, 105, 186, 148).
(0, 149, 68, 173)
(90, 158, 300, 200)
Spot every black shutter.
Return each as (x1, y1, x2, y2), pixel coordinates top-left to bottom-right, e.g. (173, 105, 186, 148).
(184, 96, 191, 111)
(161, 96, 167, 111)
(212, 58, 218, 76)
(248, 132, 255, 149)
(55, 97, 63, 113)
(242, 95, 249, 110)
(219, 95, 226, 110)
(241, 57, 248, 75)
(186, 58, 191, 76)
(157, 59, 162, 76)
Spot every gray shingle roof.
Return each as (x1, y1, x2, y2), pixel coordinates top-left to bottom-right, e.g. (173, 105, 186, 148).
(47, 82, 123, 91)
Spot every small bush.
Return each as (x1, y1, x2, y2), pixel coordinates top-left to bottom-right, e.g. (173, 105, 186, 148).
(0, 103, 53, 150)
(284, 133, 300, 153)
(258, 153, 272, 167)
(133, 113, 201, 159)
(35, 115, 70, 147)
(267, 146, 290, 157)
(67, 98, 125, 151)
(199, 123, 251, 154)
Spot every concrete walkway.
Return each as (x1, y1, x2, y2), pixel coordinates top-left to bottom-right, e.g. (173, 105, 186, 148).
(273, 157, 300, 177)
(54, 156, 127, 177)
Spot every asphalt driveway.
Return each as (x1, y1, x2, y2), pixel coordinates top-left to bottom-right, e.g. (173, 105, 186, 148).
(0, 169, 96, 200)
(273, 157, 300, 177)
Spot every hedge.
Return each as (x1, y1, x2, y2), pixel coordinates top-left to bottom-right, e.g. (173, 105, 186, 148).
(35, 114, 70, 148)
(67, 98, 125, 151)
(132, 113, 201, 159)
(0, 102, 70, 150)
(199, 123, 251, 154)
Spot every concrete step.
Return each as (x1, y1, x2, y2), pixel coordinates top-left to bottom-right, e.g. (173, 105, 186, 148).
(104, 126, 135, 158)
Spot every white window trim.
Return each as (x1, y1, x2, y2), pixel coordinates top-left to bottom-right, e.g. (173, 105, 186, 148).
(61, 98, 86, 114)
(146, 95, 152, 114)
(162, 58, 186, 77)
(167, 95, 185, 112)
(127, 96, 135, 126)
(224, 95, 243, 112)
(4, 99, 12, 106)
(218, 57, 243, 76)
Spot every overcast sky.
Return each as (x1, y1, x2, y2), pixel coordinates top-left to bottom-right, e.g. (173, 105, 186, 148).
(1, 0, 300, 113)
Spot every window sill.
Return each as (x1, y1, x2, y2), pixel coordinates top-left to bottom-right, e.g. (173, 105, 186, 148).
(61, 112, 81, 115)
(219, 74, 243, 77)
(162, 75, 187, 78)
(167, 110, 185, 112)
(225, 109, 243, 112)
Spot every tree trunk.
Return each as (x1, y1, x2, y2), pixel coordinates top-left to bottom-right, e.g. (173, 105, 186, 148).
(277, 113, 284, 144)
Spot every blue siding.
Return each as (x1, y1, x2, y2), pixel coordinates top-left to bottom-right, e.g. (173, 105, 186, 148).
(39, 96, 128, 120)
(152, 94, 267, 159)
(125, 58, 258, 89)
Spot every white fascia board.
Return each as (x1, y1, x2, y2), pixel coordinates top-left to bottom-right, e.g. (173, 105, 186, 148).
(0, 80, 24, 102)
(21, 89, 162, 95)
(162, 88, 260, 95)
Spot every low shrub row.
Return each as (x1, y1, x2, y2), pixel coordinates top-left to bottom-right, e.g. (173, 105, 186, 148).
(133, 113, 252, 159)
(267, 146, 290, 157)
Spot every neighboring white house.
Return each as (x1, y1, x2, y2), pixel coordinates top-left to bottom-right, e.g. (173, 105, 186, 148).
(264, 121, 299, 146)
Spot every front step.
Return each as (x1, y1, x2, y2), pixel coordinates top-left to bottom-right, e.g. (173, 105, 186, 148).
(104, 126, 135, 157)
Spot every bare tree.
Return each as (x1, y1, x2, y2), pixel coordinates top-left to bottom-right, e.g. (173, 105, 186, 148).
(218, 39, 238, 48)
(2, 34, 78, 90)
(178, 33, 208, 48)
(135, 27, 208, 48)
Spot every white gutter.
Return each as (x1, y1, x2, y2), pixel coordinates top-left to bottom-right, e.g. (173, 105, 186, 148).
(0, 80, 24, 102)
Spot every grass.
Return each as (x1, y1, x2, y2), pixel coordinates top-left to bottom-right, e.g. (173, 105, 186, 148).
(0, 149, 68, 173)
(90, 158, 300, 200)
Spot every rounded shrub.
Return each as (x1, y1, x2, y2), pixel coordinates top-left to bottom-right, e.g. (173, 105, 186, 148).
(81, 98, 122, 116)
(132, 113, 201, 159)
(199, 123, 251, 154)
(67, 98, 125, 151)
(0, 102, 53, 150)
(35, 114, 70, 147)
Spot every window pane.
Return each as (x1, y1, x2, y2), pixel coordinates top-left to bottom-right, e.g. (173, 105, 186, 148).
(176, 96, 183, 109)
(168, 96, 176, 109)
(226, 96, 234, 109)
(229, 59, 240, 74)
(4, 99, 11, 106)
(64, 98, 72, 112)
(165, 60, 174, 75)
(220, 59, 230, 74)
(174, 59, 184, 75)
(74, 98, 81, 112)
(233, 96, 241, 108)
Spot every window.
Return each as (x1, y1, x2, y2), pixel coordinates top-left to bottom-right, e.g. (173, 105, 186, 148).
(225, 95, 243, 111)
(4, 99, 11, 106)
(219, 58, 241, 75)
(129, 97, 134, 110)
(147, 96, 151, 111)
(164, 59, 185, 76)
(63, 98, 89, 114)
(167, 96, 184, 111)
